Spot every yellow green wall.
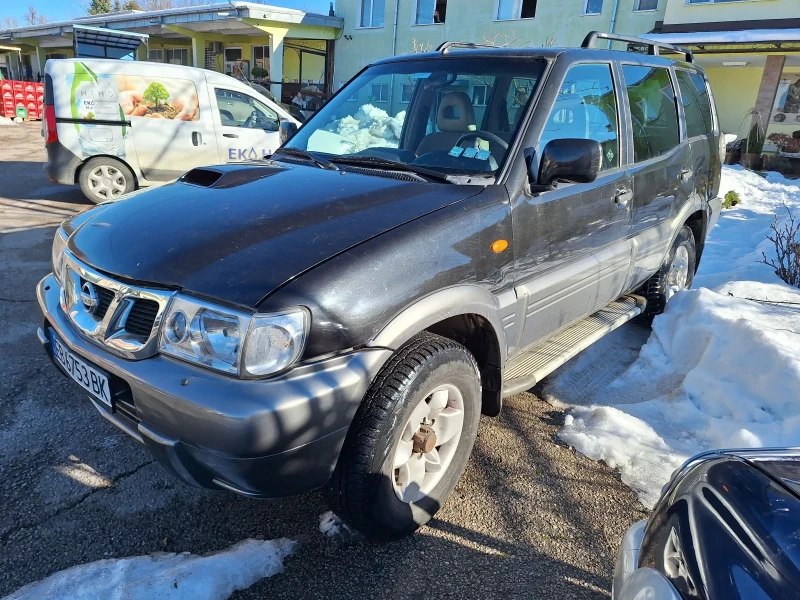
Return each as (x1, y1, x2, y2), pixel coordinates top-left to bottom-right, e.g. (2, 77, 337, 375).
(664, 0, 792, 25)
(703, 65, 762, 137)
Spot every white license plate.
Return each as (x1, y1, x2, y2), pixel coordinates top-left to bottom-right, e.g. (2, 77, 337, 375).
(50, 331, 112, 408)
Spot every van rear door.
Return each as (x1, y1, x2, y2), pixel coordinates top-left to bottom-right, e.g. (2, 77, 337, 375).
(130, 71, 219, 181)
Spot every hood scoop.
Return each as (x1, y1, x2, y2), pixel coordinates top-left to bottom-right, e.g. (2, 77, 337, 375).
(180, 165, 284, 189)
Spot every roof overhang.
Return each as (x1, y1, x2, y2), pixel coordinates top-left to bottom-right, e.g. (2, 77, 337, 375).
(643, 29, 800, 54)
(73, 24, 148, 51)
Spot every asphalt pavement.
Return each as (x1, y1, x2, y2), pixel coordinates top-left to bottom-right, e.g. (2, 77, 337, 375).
(0, 121, 648, 599)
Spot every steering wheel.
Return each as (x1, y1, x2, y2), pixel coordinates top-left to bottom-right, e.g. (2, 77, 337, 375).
(456, 130, 509, 152)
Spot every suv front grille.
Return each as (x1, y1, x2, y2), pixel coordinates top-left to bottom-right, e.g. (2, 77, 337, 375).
(61, 252, 174, 360)
(124, 299, 160, 337)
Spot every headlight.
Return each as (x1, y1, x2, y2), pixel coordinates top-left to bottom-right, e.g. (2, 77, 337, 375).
(51, 228, 68, 285)
(159, 294, 308, 377)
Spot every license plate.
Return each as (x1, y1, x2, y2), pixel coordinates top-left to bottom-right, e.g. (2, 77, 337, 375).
(50, 331, 112, 408)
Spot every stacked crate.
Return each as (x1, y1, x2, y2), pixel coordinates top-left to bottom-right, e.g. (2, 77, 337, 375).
(0, 81, 44, 119)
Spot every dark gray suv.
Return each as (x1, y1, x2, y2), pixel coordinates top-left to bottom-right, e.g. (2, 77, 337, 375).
(37, 32, 722, 538)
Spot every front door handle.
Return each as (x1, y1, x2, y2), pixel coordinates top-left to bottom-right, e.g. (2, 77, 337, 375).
(223, 133, 239, 138)
(615, 189, 633, 210)
(191, 131, 202, 146)
(680, 168, 693, 182)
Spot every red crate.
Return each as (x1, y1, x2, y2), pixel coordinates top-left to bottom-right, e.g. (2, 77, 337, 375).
(23, 82, 35, 93)
(12, 81, 23, 92)
(1, 90, 12, 100)
(14, 91, 24, 100)
(35, 82, 44, 92)
(26, 92, 36, 102)
(1, 81, 13, 93)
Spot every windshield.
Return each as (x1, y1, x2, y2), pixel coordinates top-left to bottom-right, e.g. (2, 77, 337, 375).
(284, 57, 545, 177)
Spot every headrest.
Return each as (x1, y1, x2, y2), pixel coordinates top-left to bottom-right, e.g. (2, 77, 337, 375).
(437, 92, 476, 132)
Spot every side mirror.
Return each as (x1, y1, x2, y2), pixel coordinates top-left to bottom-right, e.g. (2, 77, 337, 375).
(537, 138, 602, 188)
(279, 120, 298, 145)
(263, 120, 280, 133)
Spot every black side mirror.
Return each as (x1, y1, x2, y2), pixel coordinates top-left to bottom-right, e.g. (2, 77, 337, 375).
(537, 138, 602, 188)
(279, 120, 298, 145)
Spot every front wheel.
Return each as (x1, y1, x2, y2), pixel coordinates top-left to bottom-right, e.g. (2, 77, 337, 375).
(640, 224, 697, 321)
(326, 332, 481, 539)
(79, 157, 135, 204)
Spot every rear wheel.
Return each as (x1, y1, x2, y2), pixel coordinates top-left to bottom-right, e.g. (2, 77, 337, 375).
(326, 332, 481, 539)
(640, 225, 697, 321)
(79, 157, 135, 204)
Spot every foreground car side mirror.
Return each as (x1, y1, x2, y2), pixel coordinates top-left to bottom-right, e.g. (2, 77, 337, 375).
(279, 120, 298, 145)
(536, 138, 602, 188)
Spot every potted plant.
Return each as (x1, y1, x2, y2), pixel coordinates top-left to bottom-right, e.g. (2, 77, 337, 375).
(741, 121, 765, 170)
(251, 66, 269, 81)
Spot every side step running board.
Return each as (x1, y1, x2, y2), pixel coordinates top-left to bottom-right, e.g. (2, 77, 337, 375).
(502, 295, 646, 398)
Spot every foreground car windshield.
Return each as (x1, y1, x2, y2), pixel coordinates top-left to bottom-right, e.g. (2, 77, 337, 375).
(284, 57, 545, 176)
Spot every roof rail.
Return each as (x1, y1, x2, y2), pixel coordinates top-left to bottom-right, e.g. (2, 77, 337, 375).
(437, 41, 499, 54)
(582, 31, 694, 63)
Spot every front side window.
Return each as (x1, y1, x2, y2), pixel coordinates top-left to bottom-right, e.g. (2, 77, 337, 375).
(634, 0, 658, 9)
(622, 65, 680, 162)
(215, 88, 279, 130)
(585, 0, 604, 14)
(360, 0, 385, 27)
(540, 63, 619, 171)
(284, 57, 545, 177)
(415, 0, 447, 24)
(676, 70, 713, 137)
(496, 0, 537, 20)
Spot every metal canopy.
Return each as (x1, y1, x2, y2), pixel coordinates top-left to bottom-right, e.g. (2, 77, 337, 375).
(73, 24, 148, 58)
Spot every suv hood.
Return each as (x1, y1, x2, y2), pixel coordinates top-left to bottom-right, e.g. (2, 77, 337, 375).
(66, 162, 480, 306)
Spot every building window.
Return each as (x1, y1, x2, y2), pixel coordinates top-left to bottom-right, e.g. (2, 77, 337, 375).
(415, 0, 447, 24)
(496, 0, 536, 20)
(401, 84, 414, 102)
(148, 49, 163, 62)
(360, 0, 385, 27)
(472, 84, 487, 106)
(253, 45, 270, 73)
(622, 65, 680, 162)
(584, 0, 603, 14)
(634, 0, 658, 10)
(165, 48, 188, 66)
(370, 83, 389, 102)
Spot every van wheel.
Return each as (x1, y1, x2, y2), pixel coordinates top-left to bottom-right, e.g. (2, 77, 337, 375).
(640, 225, 696, 321)
(79, 157, 135, 204)
(326, 332, 481, 539)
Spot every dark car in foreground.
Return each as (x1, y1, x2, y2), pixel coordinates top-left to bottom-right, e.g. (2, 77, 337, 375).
(37, 32, 722, 538)
(614, 448, 800, 600)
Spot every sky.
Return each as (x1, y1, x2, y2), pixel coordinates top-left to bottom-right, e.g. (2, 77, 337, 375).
(0, 0, 334, 25)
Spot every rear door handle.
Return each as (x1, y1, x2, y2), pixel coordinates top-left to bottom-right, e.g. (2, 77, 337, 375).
(191, 131, 202, 146)
(223, 133, 239, 138)
(615, 189, 633, 210)
(680, 168, 693, 182)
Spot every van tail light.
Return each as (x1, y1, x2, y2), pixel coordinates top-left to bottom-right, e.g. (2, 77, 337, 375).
(44, 105, 58, 144)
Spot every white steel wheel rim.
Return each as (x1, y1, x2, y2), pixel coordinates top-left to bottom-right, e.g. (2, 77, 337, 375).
(392, 383, 465, 504)
(88, 165, 126, 199)
(666, 244, 690, 300)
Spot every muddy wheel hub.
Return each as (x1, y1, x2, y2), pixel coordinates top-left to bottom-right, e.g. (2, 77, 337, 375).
(412, 424, 437, 454)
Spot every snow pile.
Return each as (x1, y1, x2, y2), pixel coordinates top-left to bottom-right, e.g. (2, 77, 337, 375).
(545, 166, 800, 508)
(2, 538, 295, 600)
(325, 104, 406, 151)
(0, 117, 17, 126)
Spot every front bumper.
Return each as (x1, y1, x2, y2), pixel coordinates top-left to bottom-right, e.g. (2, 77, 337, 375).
(36, 273, 392, 497)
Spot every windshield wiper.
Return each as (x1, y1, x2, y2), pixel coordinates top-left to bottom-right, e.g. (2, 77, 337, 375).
(331, 156, 452, 183)
(273, 148, 339, 171)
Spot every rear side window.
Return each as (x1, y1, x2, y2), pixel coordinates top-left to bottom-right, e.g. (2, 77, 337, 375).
(621, 65, 680, 162)
(676, 70, 713, 137)
(540, 63, 619, 171)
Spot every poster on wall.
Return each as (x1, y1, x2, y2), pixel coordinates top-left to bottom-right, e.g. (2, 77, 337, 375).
(771, 68, 800, 125)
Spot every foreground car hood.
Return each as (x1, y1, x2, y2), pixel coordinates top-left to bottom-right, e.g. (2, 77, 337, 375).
(66, 162, 479, 306)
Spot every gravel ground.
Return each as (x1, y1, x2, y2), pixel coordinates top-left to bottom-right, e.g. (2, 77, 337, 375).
(0, 122, 648, 599)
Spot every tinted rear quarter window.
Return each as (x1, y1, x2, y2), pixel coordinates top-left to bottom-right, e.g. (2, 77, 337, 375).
(676, 70, 713, 137)
(621, 65, 680, 162)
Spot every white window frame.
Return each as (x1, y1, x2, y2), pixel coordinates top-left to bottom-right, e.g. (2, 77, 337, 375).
(583, 0, 603, 15)
(414, 0, 445, 25)
(472, 84, 488, 106)
(633, 0, 659, 10)
(494, 0, 537, 21)
(165, 48, 188, 66)
(401, 83, 414, 103)
(370, 83, 389, 103)
(148, 49, 163, 62)
(359, 0, 385, 28)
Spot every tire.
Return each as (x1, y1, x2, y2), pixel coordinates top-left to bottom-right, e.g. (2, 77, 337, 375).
(326, 332, 481, 539)
(79, 157, 135, 204)
(640, 225, 697, 321)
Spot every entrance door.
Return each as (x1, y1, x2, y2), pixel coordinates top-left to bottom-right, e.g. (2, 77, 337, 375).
(224, 47, 243, 77)
(211, 87, 282, 161)
(512, 63, 632, 351)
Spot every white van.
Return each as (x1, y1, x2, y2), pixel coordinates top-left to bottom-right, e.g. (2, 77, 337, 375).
(43, 58, 300, 203)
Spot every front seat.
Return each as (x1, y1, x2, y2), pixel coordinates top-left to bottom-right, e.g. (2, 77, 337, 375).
(416, 92, 476, 155)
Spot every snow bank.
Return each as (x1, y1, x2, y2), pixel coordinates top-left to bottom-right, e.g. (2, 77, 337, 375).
(545, 166, 800, 508)
(324, 104, 406, 152)
(2, 538, 295, 600)
(0, 117, 18, 126)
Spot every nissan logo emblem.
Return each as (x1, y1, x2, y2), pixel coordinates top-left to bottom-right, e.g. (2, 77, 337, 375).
(80, 282, 99, 315)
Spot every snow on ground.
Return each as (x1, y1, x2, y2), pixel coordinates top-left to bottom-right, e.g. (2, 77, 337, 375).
(0, 117, 18, 126)
(2, 539, 294, 600)
(544, 166, 800, 508)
